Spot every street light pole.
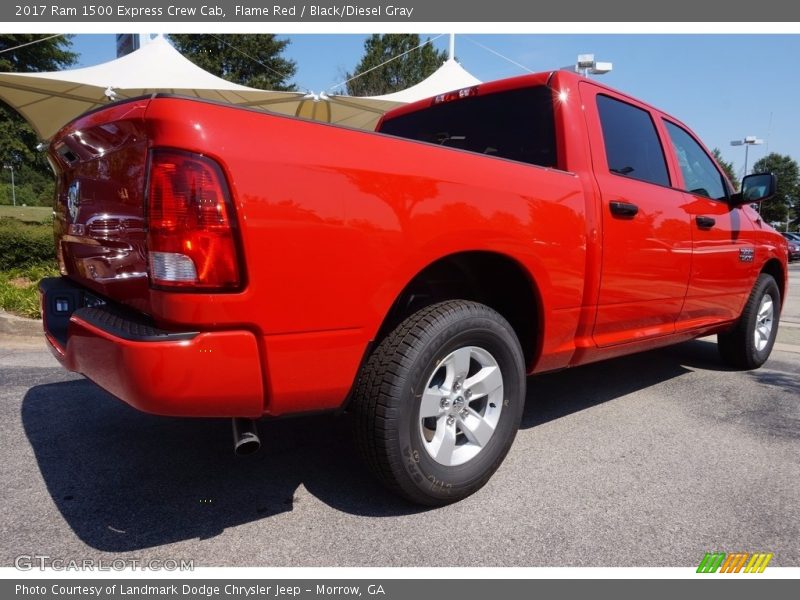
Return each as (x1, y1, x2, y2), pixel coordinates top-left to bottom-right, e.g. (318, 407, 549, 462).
(2, 164, 15, 207)
(730, 136, 764, 214)
(744, 144, 751, 177)
(730, 135, 764, 178)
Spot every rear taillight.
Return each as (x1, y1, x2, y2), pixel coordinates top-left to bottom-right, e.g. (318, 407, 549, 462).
(146, 149, 242, 291)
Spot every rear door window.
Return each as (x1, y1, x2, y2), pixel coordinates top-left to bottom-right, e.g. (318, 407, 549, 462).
(596, 94, 671, 187)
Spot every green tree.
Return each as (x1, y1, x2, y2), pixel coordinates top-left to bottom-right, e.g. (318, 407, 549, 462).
(751, 153, 799, 226)
(0, 34, 77, 73)
(345, 34, 448, 96)
(712, 148, 739, 191)
(169, 34, 296, 91)
(0, 35, 77, 205)
(790, 192, 800, 229)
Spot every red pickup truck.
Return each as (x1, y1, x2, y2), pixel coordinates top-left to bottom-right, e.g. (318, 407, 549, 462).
(40, 70, 787, 505)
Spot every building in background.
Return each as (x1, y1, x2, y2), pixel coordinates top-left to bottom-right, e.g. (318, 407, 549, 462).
(116, 34, 154, 57)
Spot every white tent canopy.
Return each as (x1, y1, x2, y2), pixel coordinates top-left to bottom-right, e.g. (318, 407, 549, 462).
(370, 57, 482, 103)
(0, 35, 402, 139)
(0, 35, 484, 140)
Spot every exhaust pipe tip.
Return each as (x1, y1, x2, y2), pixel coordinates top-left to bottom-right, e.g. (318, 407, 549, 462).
(232, 418, 261, 456)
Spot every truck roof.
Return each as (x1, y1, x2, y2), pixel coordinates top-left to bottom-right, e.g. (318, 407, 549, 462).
(378, 69, 686, 133)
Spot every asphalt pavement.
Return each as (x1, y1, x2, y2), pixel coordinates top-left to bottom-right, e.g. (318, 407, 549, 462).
(1, 265, 798, 568)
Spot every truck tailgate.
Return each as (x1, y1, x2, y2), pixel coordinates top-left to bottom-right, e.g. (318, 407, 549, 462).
(48, 98, 152, 312)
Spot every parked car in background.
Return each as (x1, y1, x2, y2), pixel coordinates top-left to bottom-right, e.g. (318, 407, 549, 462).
(783, 233, 800, 262)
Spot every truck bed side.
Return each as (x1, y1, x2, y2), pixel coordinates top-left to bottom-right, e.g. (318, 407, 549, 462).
(143, 96, 588, 413)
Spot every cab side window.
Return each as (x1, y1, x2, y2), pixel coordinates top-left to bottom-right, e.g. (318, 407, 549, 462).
(663, 121, 727, 201)
(596, 94, 670, 187)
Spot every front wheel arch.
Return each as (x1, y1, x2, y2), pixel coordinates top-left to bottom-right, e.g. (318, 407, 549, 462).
(718, 272, 781, 370)
(759, 258, 785, 309)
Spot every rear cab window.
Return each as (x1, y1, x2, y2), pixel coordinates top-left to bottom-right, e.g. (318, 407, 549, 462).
(377, 86, 559, 169)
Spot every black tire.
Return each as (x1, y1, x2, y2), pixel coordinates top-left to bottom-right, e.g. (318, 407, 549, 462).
(352, 300, 526, 505)
(718, 273, 781, 370)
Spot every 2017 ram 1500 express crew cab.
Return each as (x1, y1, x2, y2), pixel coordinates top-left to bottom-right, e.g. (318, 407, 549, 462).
(40, 70, 787, 504)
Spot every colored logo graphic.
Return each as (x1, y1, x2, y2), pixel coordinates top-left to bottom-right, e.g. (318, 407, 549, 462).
(697, 552, 773, 573)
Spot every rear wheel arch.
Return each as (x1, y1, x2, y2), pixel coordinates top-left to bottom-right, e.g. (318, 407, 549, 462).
(372, 251, 543, 371)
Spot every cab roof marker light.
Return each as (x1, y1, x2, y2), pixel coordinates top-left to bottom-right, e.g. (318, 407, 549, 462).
(433, 86, 479, 105)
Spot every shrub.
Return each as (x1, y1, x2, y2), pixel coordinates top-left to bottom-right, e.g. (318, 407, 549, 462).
(0, 217, 56, 269)
(0, 264, 59, 319)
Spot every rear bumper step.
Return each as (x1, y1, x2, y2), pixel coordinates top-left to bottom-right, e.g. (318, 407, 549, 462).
(39, 276, 199, 344)
(75, 306, 199, 343)
(39, 277, 265, 417)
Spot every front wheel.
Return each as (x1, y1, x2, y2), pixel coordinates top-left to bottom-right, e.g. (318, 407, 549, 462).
(718, 273, 781, 370)
(352, 300, 526, 505)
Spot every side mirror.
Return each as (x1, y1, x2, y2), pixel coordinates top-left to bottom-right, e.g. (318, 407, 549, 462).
(731, 172, 777, 206)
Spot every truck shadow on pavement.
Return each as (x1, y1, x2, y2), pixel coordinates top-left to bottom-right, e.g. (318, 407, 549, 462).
(521, 337, 729, 428)
(22, 338, 723, 552)
(22, 380, 415, 552)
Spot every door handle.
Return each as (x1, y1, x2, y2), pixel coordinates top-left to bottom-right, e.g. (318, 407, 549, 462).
(609, 201, 639, 218)
(696, 215, 716, 229)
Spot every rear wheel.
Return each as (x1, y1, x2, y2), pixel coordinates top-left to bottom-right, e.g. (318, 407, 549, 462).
(718, 273, 781, 370)
(352, 300, 526, 505)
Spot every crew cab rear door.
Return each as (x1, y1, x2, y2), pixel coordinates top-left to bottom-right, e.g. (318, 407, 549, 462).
(579, 83, 693, 347)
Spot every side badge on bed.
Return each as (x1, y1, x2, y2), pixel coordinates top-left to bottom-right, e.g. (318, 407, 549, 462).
(739, 247, 755, 263)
